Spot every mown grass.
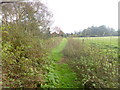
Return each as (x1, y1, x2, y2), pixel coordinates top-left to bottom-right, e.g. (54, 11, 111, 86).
(75, 36, 118, 48)
(42, 38, 82, 88)
(51, 38, 67, 61)
(62, 37, 118, 88)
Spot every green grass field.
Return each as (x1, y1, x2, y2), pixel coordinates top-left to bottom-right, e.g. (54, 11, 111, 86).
(75, 36, 118, 46)
(75, 36, 118, 57)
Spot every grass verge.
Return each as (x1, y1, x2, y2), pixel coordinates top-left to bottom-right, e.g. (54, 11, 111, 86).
(42, 38, 82, 88)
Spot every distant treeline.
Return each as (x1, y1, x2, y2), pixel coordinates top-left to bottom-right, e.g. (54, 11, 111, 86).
(65, 25, 118, 37)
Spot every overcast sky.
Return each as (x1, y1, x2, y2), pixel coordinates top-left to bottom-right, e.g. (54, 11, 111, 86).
(41, 0, 118, 33)
(3, 0, 119, 33)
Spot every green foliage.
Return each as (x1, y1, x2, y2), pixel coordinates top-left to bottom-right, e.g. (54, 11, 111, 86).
(42, 39, 82, 88)
(2, 1, 53, 88)
(2, 35, 47, 88)
(62, 38, 118, 88)
(2, 2, 118, 88)
(73, 25, 118, 37)
(44, 37, 63, 50)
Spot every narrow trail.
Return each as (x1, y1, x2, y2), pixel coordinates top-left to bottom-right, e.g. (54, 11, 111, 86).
(42, 38, 81, 88)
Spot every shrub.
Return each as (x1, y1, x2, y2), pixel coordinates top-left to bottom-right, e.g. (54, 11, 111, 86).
(2, 1, 53, 88)
(2, 30, 47, 88)
(62, 38, 118, 88)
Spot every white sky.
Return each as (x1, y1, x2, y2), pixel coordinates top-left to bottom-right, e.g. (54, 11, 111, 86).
(28, 0, 119, 33)
(42, 0, 119, 33)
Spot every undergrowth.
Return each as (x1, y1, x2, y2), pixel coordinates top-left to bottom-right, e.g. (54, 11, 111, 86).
(62, 38, 118, 88)
(2, 25, 63, 88)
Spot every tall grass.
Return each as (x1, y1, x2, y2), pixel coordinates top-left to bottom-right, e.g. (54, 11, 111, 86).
(62, 38, 118, 88)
